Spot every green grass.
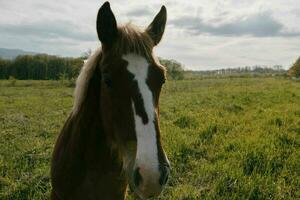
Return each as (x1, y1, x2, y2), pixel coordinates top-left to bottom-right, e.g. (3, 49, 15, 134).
(0, 78, 299, 200)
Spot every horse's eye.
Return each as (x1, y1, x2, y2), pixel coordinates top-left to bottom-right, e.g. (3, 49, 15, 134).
(103, 73, 112, 88)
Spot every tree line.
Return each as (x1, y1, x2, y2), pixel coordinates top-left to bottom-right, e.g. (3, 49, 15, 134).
(0, 54, 185, 80)
(0, 54, 83, 80)
(1, 52, 299, 80)
(196, 65, 286, 75)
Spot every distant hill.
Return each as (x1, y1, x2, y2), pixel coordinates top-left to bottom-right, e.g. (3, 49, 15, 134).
(0, 48, 37, 60)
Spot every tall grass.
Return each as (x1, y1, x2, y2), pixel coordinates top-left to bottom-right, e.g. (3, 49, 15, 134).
(0, 77, 299, 199)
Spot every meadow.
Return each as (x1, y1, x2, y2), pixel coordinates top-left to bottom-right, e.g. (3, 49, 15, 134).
(0, 77, 299, 200)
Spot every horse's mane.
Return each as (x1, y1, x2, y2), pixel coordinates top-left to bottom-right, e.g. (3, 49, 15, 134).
(72, 24, 155, 115)
(73, 48, 101, 115)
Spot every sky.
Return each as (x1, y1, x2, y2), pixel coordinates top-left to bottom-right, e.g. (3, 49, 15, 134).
(0, 0, 300, 70)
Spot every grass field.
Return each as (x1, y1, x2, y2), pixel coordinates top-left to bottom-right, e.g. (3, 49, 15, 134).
(0, 77, 299, 200)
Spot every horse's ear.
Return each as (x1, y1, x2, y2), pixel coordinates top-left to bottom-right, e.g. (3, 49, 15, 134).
(146, 6, 167, 46)
(96, 2, 118, 46)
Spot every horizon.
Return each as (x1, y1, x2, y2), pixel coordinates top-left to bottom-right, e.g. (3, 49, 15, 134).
(0, 0, 300, 70)
(0, 47, 291, 72)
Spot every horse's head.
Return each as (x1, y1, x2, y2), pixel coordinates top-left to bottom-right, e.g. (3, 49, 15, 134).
(96, 2, 169, 199)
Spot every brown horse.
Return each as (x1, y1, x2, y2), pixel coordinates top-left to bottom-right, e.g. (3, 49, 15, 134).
(51, 2, 170, 200)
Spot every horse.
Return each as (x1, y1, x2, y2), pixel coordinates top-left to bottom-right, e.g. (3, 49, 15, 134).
(51, 2, 170, 200)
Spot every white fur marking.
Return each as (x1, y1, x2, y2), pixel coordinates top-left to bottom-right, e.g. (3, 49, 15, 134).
(123, 54, 159, 171)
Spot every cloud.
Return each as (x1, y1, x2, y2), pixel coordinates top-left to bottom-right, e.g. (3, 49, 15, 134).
(0, 21, 96, 41)
(0, 0, 300, 69)
(126, 7, 153, 17)
(170, 12, 300, 37)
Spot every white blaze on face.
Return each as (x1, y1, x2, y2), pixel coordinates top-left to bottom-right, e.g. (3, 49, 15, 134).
(123, 53, 159, 172)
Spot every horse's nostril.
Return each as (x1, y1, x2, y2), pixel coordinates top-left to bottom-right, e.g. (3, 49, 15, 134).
(133, 167, 142, 187)
(159, 165, 170, 186)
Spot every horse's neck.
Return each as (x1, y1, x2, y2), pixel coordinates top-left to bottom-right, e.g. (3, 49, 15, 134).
(73, 73, 128, 198)
(76, 116, 127, 199)
(53, 111, 127, 199)
(52, 72, 128, 199)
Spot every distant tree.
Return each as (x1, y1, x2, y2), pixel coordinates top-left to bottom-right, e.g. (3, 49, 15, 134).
(288, 57, 300, 78)
(159, 58, 184, 80)
(273, 65, 283, 71)
(0, 58, 12, 79)
(81, 49, 92, 60)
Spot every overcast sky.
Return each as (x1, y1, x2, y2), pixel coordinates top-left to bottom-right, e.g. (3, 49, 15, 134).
(0, 0, 300, 70)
